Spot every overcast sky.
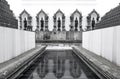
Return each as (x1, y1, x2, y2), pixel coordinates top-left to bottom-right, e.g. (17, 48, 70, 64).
(6, 0, 120, 30)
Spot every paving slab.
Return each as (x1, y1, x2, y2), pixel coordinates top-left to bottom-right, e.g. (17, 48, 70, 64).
(0, 45, 45, 77)
(73, 46, 120, 79)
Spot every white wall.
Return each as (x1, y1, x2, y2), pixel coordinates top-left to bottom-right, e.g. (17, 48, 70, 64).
(82, 25, 120, 66)
(0, 27, 35, 63)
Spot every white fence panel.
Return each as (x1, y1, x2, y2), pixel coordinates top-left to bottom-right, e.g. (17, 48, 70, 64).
(101, 28, 114, 62)
(82, 32, 89, 49)
(0, 27, 35, 63)
(83, 25, 120, 66)
(115, 26, 120, 66)
(92, 30, 101, 55)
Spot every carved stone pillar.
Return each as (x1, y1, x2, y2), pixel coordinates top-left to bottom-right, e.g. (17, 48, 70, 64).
(62, 16, 66, 31)
(28, 17, 30, 27)
(19, 17, 22, 30)
(19, 10, 32, 31)
(27, 16, 32, 31)
(36, 17, 39, 30)
(45, 16, 49, 31)
(53, 16, 57, 31)
(79, 17, 82, 31)
(87, 16, 91, 30)
(45, 20, 48, 31)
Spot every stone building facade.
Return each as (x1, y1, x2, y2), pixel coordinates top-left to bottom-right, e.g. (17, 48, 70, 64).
(0, 0, 18, 29)
(35, 9, 82, 43)
(36, 31, 82, 43)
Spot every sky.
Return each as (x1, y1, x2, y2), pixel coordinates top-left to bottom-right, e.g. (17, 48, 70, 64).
(6, 0, 120, 30)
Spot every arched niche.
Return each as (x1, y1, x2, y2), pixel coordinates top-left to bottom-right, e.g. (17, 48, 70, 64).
(19, 10, 32, 31)
(70, 9, 82, 31)
(53, 9, 65, 31)
(86, 9, 100, 30)
(36, 9, 49, 31)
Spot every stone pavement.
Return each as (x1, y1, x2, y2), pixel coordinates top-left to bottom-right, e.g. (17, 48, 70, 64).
(73, 46, 120, 79)
(0, 45, 45, 78)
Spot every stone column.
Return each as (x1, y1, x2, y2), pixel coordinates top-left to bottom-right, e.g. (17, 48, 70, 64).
(86, 16, 91, 31)
(19, 17, 22, 30)
(45, 16, 49, 31)
(79, 17, 82, 31)
(28, 16, 32, 31)
(36, 17, 39, 31)
(45, 21, 48, 31)
(62, 16, 66, 31)
(28, 17, 30, 26)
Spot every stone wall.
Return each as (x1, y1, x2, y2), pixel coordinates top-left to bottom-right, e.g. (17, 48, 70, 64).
(36, 31, 82, 42)
(0, 0, 18, 29)
(95, 4, 120, 29)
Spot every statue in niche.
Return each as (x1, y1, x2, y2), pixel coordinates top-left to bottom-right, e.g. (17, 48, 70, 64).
(75, 18, 78, 31)
(40, 18, 44, 31)
(57, 17, 61, 31)
(24, 18, 27, 30)
(92, 18, 95, 30)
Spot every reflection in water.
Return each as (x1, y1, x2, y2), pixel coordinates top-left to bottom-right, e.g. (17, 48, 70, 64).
(70, 59, 81, 78)
(37, 57, 48, 79)
(53, 56, 65, 79)
(27, 50, 100, 79)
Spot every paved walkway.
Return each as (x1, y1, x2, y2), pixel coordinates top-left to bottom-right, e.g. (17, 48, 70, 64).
(73, 46, 120, 79)
(0, 45, 45, 77)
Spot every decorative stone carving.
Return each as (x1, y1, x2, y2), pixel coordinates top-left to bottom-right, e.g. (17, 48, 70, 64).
(96, 4, 120, 29)
(0, 0, 18, 29)
(35, 9, 82, 42)
(36, 9, 49, 31)
(86, 9, 100, 30)
(70, 9, 82, 31)
(53, 9, 66, 31)
(19, 10, 32, 31)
